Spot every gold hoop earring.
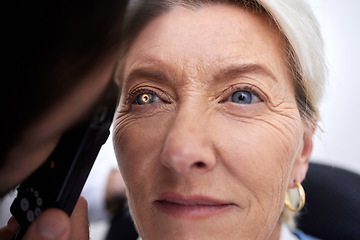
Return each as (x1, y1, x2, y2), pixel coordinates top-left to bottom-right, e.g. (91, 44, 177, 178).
(284, 181, 305, 212)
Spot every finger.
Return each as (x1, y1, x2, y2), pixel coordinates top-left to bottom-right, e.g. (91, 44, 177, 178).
(0, 216, 20, 240)
(70, 196, 89, 240)
(0, 226, 14, 240)
(22, 208, 71, 240)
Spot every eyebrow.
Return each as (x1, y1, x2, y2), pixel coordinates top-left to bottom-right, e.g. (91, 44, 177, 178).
(124, 59, 279, 89)
(127, 68, 168, 84)
(122, 55, 174, 89)
(214, 63, 279, 84)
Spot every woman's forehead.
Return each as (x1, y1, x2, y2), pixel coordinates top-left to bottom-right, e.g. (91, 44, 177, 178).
(128, 5, 282, 53)
(121, 4, 289, 88)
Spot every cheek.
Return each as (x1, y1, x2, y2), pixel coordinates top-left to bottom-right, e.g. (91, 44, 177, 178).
(215, 112, 303, 207)
(222, 113, 302, 173)
(113, 111, 170, 192)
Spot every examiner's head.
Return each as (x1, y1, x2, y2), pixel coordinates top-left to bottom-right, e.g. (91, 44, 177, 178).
(0, 0, 128, 197)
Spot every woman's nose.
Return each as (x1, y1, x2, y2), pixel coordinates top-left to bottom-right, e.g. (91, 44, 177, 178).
(160, 111, 217, 175)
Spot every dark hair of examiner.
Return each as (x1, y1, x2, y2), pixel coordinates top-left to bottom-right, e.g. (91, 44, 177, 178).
(0, 0, 128, 166)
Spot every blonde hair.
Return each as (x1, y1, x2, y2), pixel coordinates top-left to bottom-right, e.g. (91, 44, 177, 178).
(117, 0, 326, 227)
(258, 0, 326, 126)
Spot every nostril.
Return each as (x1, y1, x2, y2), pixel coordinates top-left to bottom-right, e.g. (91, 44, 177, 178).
(194, 161, 206, 168)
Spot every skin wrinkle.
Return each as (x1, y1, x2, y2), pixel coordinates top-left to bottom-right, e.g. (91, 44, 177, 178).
(257, 172, 287, 240)
(257, 117, 301, 149)
(213, 106, 301, 157)
(125, 55, 283, 101)
(220, 112, 294, 236)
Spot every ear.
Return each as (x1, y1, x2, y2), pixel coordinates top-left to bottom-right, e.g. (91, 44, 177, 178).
(288, 126, 315, 188)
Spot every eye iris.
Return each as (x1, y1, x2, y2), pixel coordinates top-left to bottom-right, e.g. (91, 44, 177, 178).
(231, 91, 252, 104)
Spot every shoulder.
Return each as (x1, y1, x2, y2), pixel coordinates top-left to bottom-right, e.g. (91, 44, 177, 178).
(292, 229, 322, 240)
(280, 223, 321, 240)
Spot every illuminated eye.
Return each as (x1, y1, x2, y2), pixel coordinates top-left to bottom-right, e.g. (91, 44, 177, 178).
(136, 93, 156, 105)
(231, 90, 260, 104)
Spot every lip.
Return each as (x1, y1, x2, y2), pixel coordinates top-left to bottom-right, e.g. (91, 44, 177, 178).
(154, 192, 236, 219)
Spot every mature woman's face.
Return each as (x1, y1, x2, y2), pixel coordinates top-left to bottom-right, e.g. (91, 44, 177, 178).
(114, 4, 313, 240)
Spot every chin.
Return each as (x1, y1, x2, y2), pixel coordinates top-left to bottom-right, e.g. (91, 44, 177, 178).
(132, 207, 271, 240)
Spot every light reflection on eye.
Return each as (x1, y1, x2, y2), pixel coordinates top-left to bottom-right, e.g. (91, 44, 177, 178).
(230, 90, 261, 104)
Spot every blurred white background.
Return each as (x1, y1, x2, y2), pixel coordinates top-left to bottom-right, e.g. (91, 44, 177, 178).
(307, 0, 360, 173)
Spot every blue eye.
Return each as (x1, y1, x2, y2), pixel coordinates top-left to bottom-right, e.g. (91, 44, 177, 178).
(136, 93, 158, 105)
(230, 90, 260, 104)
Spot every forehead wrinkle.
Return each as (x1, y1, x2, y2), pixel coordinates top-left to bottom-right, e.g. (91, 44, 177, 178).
(124, 47, 283, 98)
(125, 53, 213, 89)
(213, 63, 279, 85)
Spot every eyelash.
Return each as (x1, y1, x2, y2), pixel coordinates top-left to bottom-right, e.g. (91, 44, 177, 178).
(238, 85, 260, 98)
